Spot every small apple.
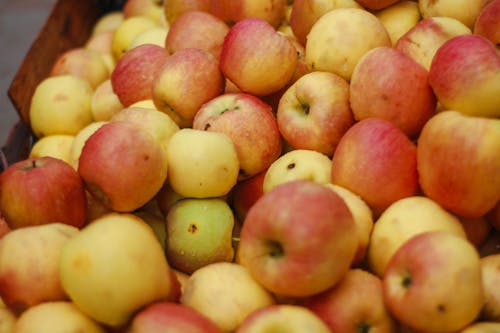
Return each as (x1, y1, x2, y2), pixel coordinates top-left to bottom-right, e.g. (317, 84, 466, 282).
(419, 0, 487, 29)
(428, 34, 500, 118)
(165, 198, 235, 274)
(236, 304, 331, 333)
(128, 26, 169, 50)
(373, 1, 421, 45)
(238, 180, 357, 297)
(123, 0, 163, 23)
(480, 254, 500, 321)
(152, 48, 225, 128)
(29, 134, 74, 164)
(262, 149, 332, 193)
(163, 0, 211, 24)
(90, 79, 124, 121)
(277, 71, 354, 156)
(0, 156, 87, 229)
(383, 231, 484, 333)
(209, 0, 288, 28)
(166, 129, 239, 198)
(111, 16, 159, 60)
(91, 11, 124, 36)
(305, 7, 391, 81)
(331, 118, 419, 216)
(192, 92, 282, 179)
(474, 0, 500, 46)
(85, 30, 115, 73)
(180, 262, 276, 332)
(219, 18, 298, 96)
(417, 111, 500, 218)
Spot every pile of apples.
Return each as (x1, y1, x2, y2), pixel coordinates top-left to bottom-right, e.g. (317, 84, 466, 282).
(0, 0, 499, 332)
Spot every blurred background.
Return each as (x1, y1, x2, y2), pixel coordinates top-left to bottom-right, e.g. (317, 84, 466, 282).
(0, 0, 57, 147)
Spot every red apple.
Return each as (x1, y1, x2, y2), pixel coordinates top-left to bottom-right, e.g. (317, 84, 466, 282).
(350, 46, 436, 138)
(417, 111, 500, 218)
(459, 216, 493, 249)
(331, 118, 419, 216)
(238, 180, 357, 297)
(229, 171, 266, 223)
(428, 34, 500, 118)
(78, 121, 168, 212)
(220, 18, 298, 96)
(474, 0, 500, 46)
(192, 92, 282, 179)
(165, 10, 230, 60)
(0, 156, 87, 229)
(111, 43, 169, 107)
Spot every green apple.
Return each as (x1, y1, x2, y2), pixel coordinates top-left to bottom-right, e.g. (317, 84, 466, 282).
(165, 198, 235, 274)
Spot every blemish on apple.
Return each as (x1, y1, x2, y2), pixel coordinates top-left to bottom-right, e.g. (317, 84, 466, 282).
(188, 223, 198, 234)
(287, 163, 296, 169)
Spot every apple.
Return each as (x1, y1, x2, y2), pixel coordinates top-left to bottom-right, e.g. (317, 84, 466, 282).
(127, 301, 222, 333)
(394, 16, 471, 71)
(29, 75, 93, 138)
(165, 198, 235, 274)
(262, 149, 332, 193)
(367, 196, 467, 277)
(0, 156, 87, 229)
(91, 11, 124, 36)
(50, 47, 109, 89)
(180, 262, 276, 332)
(111, 43, 169, 107)
(331, 118, 419, 216)
(77, 121, 168, 212)
(238, 180, 357, 297)
(13, 301, 106, 333)
(91, 79, 124, 121)
(373, 1, 421, 45)
(209, 0, 288, 28)
(111, 16, 159, 60)
(123, 0, 163, 23)
(128, 26, 169, 50)
(152, 48, 225, 128)
(134, 210, 167, 250)
(461, 322, 500, 333)
(166, 128, 239, 198)
(68, 121, 108, 170)
(383, 231, 484, 333)
(350, 46, 436, 138)
(155, 182, 185, 217)
(474, 0, 500, 46)
(229, 171, 266, 223)
(277, 71, 354, 156)
(419, 0, 488, 29)
(193, 92, 282, 179)
(417, 111, 500, 218)
(85, 30, 116, 73)
(0, 223, 79, 314)
(305, 7, 391, 81)
(0, 307, 15, 333)
(219, 18, 298, 96)
(236, 304, 331, 333)
(165, 10, 229, 60)
(304, 268, 396, 333)
(59, 213, 174, 327)
(289, 0, 363, 46)
(480, 254, 500, 321)
(459, 216, 493, 249)
(28, 134, 74, 164)
(163, 0, 211, 24)
(428, 34, 500, 118)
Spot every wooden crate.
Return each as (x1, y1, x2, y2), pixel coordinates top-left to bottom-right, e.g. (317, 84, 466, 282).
(1, 0, 125, 172)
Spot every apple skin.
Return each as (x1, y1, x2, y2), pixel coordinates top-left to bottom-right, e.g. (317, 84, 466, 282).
(111, 16, 158, 60)
(127, 301, 222, 333)
(480, 254, 500, 321)
(219, 18, 298, 97)
(0, 156, 87, 229)
(304, 268, 396, 333)
(111, 43, 169, 107)
(193, 92, 282, 179)
(417, 111, 500, 218)
(350, 46, 436, 138)
(383, 231, 484, 333)
(474, 0, 500, 46)
(152, 48, 225, 128)
(163, 0, 211, 24)
(0, 223, 79, 314)
(29, 134, 75, 164)
(90, 79, 124, 121)
(123, 0, 163, 23)
(305, 7, 391, 81)
(238, 180, 357, 297)
(356, 0, 399, 10)
(394, 16, 471, 71)
(331, 118, 419, 217)
(209, 0, 287, 28)
(235, 304, 331, 333)
(77, 121, 168, 213)
(458, 215, 493, 249)
(461, 322, 500, 333)
(373, 1, 421, 45)
(165, 10, 229, 60)
(419, 0, 488, 29)
(428, 34, 500, 118)
(277, 71, 354, 156)
(229, 171, 266, 223)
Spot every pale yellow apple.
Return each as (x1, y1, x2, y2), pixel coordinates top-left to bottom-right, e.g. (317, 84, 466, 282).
(29, 75, 94, 138)
(130, 99, 159, 110)
(13, 301, 106, 333)
(90, 79, 124, 121)
(29, 134, 74, 164)
(305, 7, 391, 81)
(263, 149, 332, 193)
(480, 254, 500, 321)
(68, 121, 108, 170)
(111, 16, 158, 60)
(419, 0, 489, 29)
(92, 11, 124, 36)
(374, 1, 421, 45)
(85, 30, 116, 73)
(368, 196, 467, 277)
(0, 307, 16, 333)
(180, 262, 276, 332)
(128, 26, 169, 50)
(59, 213, 173, 327)
(166, 129, 239, 198)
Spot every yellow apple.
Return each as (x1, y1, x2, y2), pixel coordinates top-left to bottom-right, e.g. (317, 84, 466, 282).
(68, 121, 108, 170)
(29, 134, 74, 164)
(374, 1, 421, 45)
(111, 16, 158, 60)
